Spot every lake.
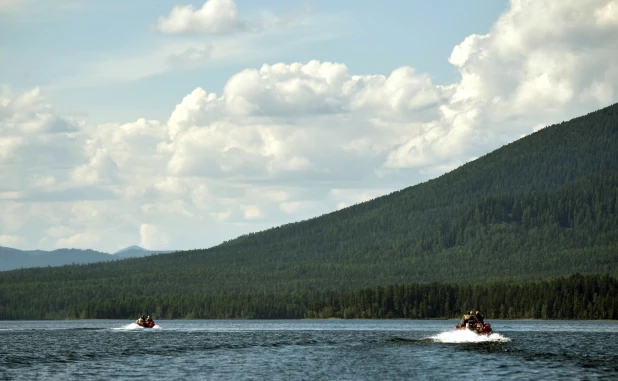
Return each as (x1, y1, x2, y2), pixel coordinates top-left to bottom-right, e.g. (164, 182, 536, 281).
(1, 319, 617, 380)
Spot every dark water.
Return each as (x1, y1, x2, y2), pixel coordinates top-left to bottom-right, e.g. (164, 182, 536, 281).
(1, 320, 617, 380)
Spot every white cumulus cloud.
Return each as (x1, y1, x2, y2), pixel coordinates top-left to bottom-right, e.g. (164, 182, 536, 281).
(0, 234, 28, 247)
(56, 232, 101, 249)
(156, 0, 244, 35)
(139, 223, 170, 250)
(156, 0, 311, 35)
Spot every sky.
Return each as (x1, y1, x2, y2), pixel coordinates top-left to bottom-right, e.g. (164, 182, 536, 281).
(1, 0, 617, 253)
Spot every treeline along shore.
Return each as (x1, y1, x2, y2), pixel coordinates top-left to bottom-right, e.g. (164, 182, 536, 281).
(1, 274, 616, 320)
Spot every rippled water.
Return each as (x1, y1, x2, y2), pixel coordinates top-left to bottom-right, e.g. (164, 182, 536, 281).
(1, 320, 617, 380)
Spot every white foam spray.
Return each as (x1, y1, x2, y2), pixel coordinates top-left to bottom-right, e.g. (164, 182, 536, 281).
(429, 329, 510, 343)
(111, 323, 161, 330)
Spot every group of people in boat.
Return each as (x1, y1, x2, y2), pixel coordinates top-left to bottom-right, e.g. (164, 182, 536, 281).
(462, 310, 484, 326)
(136, 315, 155, 328)
(456, 310, 490, 334)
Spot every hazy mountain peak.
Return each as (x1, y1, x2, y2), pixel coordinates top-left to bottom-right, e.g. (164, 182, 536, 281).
(113, 245, 147, 255)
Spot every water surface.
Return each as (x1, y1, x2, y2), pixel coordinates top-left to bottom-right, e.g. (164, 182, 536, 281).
(1, 320, 617, 380)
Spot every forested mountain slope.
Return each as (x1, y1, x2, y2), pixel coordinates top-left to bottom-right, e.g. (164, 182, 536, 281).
(1, 103, 617, 319)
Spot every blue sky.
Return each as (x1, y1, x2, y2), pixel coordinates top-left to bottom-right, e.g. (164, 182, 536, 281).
(2, 0, 508, 123)
(1, 0, 617, 252)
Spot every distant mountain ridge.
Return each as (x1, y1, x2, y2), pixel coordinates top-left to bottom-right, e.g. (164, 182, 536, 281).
(0, 245, 175, 271)
(114, 245, 146, 254)
(113, 246, 175, 260)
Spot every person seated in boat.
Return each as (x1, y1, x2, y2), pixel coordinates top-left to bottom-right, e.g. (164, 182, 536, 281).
(467, 311, 477, 328)
(137, 315, 145, 325)
(146, 315, 153, 323)
(475, 311, 484, 324)
(462, 311, 471, 325)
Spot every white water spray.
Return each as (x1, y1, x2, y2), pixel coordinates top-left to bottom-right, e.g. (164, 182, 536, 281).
(429, 329, 510, 343)
(111, 323, 161, 330)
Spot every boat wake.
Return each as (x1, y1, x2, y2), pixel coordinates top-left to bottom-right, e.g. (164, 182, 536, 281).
(429, 329, 510, 343)
(111, 323, 162, 331)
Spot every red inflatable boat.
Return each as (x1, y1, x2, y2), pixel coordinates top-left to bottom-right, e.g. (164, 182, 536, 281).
(136, 320, 155, 328)
(455, 320, 492, 335)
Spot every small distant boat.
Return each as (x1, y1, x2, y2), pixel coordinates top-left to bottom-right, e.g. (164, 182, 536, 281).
(455, 320, 492, 335)
(135, 319, 155, 328)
